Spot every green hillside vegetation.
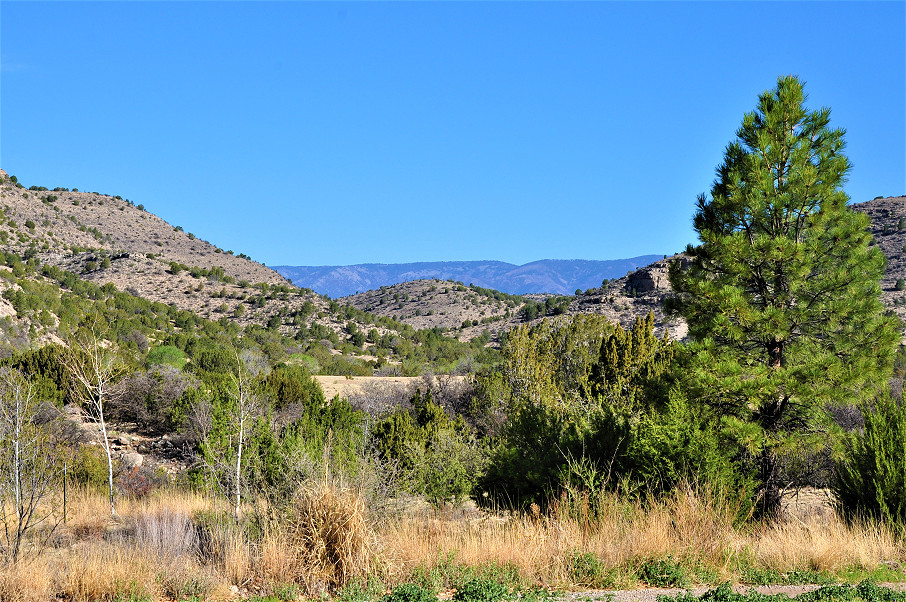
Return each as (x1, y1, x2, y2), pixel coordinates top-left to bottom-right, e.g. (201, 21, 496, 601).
(0, 249, 499, 377)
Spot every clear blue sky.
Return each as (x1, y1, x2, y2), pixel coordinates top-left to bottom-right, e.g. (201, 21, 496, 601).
(2, 2, 903, 267)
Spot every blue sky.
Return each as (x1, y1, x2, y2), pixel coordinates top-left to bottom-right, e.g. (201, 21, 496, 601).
(2, 2, 903, 267)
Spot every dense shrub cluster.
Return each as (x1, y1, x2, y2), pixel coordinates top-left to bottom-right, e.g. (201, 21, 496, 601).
(475, 313, 750, 508)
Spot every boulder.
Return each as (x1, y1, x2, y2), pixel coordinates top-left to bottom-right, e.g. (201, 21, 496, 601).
(121, 452, 144, 470)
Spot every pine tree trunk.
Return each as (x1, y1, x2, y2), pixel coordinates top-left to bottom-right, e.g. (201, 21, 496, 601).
(757, 448, 782, 517)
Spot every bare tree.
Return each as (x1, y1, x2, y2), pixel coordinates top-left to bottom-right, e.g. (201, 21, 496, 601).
(0, 368, 57, 563)
(63, 325, 125, 517)
(192, 348, 267, 520)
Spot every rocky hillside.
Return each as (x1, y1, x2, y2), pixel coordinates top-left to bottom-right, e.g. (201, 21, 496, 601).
(341, 263, 684, 342)
(0, 171, 486, 371)
(0, 170, 285, 287)
(340, 279, 535, 340)
(0, 170, 333, 329)
(568, 257, 687, 339)
(852, 196, 906, 323)
(347, 196, 906, 344)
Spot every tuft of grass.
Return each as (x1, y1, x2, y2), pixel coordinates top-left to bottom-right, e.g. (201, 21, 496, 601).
(0, 557, 54, 602)
(270, 582, 302, 601)
(54, 544, 160, 602)
(334, 577, 387, 602)
(157, 558, 216, 600)
(133, 508, 198, 560)
(261, 483, 385, 593)
(570, 552, 619, 588)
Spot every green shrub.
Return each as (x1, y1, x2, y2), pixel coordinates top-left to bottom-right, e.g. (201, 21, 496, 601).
(834, 394, 906, 525)
(147, 345, 187, 369)
(569, 552, 615, 588)
(69, 445, 110, 489)
(414, 429, 484, 507)
(636, 557, 689, 588)
(479, 313, 752, 510)
(381, 583, 436, 602)
(453, 578, 513, 602)
(372, 389, 484, 506)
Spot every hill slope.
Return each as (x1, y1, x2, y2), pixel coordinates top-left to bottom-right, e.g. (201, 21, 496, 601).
(0, 170, 496, 374)
(3, 166, 903, 364)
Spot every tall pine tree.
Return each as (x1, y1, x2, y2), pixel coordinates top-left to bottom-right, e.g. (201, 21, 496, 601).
(668, 76, 899, 514)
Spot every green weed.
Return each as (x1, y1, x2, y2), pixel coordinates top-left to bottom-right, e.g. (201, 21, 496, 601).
(454, 578, 514, 602)
(381, 583, 437, 602)
(638, 557, 690, 588)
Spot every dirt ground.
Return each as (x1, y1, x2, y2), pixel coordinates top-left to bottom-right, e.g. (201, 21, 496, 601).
(314, 375, 469, 400)
(558, 583, 906, 602)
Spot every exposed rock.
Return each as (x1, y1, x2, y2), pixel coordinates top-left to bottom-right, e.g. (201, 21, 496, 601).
(121, 452, 144, 470)
(625, 264, 670, 294)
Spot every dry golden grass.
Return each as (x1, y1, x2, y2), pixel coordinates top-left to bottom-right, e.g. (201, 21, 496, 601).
(1, 483, 904, 601)
(382, 484, 906, 588)
(754, 514, 903, 573)
(53, 543, 160, 602)
(0, 556, 54, 602)
(383, 485, 738, 586)
(1, 487, 221, 602)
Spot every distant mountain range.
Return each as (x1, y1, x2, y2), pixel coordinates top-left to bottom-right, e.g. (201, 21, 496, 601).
(271, 256, 665, 298)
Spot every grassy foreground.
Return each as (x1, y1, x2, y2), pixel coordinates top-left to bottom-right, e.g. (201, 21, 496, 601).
(1, 483, 905, 602)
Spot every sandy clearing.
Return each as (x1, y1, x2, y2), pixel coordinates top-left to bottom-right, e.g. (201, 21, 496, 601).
(313, 375, 469, 400)
(313, 375, 422, 400)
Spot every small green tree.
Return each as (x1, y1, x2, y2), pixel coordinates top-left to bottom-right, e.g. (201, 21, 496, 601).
(590, 312, 674, 409)
(372, 388, 483, 507)
(668, 76, 899, 514)
(834, 394, 906, 525)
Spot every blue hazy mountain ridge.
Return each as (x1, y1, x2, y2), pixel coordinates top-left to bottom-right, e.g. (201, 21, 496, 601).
(272, 256, 664, 298)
